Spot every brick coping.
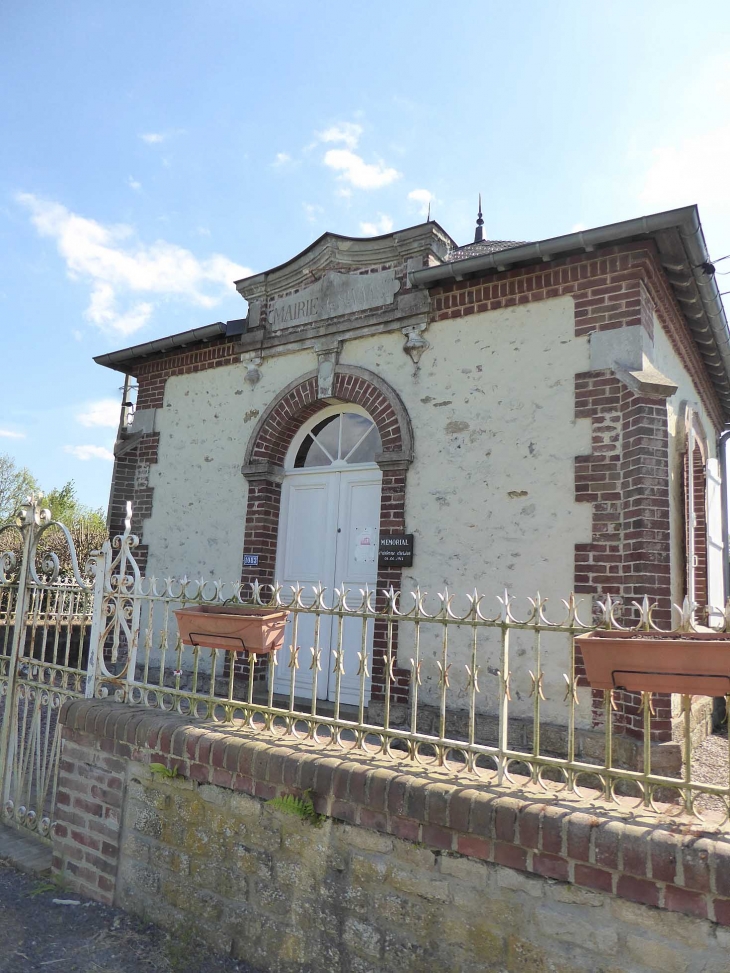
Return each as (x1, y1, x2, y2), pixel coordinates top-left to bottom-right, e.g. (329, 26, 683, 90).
(58, 699, 730, 925)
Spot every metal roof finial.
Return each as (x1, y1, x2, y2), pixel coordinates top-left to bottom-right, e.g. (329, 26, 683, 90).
(426, 201, 431, 222)
(474, 194, 484, 243)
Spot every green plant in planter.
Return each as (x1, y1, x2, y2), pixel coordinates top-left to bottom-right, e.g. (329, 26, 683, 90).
(267, 789, 324, 826)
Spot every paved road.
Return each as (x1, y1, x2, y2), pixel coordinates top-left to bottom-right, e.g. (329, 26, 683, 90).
(0, 862, 257, 973)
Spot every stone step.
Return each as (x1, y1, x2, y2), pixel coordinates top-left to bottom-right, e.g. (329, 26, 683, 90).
(0, 823, 52, 875)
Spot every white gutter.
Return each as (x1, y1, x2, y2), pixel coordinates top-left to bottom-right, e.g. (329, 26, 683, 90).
(94, 322, 227, 373)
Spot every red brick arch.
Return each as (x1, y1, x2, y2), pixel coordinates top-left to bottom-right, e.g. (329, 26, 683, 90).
(239, 365, 414, 705)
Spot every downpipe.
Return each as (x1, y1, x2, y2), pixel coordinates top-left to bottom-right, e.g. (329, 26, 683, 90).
(713, 427, 730, 730)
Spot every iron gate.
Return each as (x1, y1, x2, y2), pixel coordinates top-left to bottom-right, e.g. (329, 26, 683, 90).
(0, 498, 104, 843)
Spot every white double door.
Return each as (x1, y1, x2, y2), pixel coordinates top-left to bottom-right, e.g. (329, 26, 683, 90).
(273, 466, 381, 705)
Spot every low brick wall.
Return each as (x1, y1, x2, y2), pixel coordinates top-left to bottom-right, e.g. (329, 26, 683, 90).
(53, 700, 730, 972)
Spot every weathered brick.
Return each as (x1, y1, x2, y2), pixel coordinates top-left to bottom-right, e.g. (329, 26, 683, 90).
(421, 824, 453, 851)
(565, 811, 596, 862)
(681, 839, 713, 893)
(574, 863, 613, 893)
(664, 885, 708, 919)
(331, 800, 358, 825)
(389, 816, 419, 843)
(616, 874, 660, 907)
(494, 842, 527, 872)
(594, 823, 621, 870)
(532, 853, 569, 882)
(359, 808, 388, 833)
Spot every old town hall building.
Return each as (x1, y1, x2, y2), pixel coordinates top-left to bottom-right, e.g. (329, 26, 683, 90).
(95, 205, 729, 747)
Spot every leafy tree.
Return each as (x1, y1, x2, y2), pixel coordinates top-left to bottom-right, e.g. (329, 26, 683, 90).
(0, 453, 40, 521)
(0, 460, 108, 578)
(42, 480, 108, 576)
(45, 480, 106, 531)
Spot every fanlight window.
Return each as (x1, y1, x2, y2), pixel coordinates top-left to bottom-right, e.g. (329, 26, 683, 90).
(293, 412, 381, 468)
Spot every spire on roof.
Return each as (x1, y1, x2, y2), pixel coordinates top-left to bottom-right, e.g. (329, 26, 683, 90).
(474, 194, 484, 243)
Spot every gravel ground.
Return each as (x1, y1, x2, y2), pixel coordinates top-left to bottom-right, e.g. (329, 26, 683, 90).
(0, 862, 258, 973)
(692, 726, 730, 820)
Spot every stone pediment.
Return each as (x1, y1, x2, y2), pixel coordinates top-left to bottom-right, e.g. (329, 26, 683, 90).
(235, 222, 454, 336)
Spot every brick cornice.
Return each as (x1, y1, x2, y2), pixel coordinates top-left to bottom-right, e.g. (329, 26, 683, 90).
(429, 242, 724, 432)
(59, 699, 730, 926)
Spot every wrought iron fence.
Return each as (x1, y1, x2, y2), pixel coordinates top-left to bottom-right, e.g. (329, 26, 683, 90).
(94, 516, 730, 827)
(4, 498, 728, 841)
(0, 500, 99, 841)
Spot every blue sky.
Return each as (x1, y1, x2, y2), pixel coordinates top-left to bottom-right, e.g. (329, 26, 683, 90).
(1, 1, 729, 510)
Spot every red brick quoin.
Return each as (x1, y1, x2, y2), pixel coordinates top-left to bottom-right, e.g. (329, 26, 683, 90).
(240, 366, 414, 705)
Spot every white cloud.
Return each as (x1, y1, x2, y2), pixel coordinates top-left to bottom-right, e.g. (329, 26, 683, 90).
(272, 152, 292, 167)
(316, 123, 363, 151)
(64, 445, 114, 462)
(76, 399, 120, 428)
(638, 124, 730, 214)
(571, 222, 587, 233)
(128, 176, 142, 191)
(408, 189, 434, 217)
(0, 429, 25, 439)
(72, 329, 83, 341)
(140, 132, 165, 144)
(323, 149, 400, 190)
(359, 214, 394, 236)
(16, 194, 252, 336)
(303, 203, 324, 224)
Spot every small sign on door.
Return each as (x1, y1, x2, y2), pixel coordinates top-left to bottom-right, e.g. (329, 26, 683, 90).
(354, 526, 377, 564)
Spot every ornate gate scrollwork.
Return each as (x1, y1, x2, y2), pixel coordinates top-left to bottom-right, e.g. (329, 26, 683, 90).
(0, 496, 106, 841)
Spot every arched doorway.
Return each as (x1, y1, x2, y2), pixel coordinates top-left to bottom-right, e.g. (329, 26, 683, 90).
(273, 405, 383, 704)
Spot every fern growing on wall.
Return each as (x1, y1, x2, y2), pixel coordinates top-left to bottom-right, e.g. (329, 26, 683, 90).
(266, 790, 323, 826)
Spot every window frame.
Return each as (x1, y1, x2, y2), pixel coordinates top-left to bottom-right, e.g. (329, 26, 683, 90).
(284, 404, 381, 473)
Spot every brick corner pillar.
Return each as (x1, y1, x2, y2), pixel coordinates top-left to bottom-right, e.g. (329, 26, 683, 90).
(239, 461, 286, 591)
(107, 431, 160, 576)
(372, 450, 413, 708)
(619, 387, 672, 627)
(575, 370, 674, 743)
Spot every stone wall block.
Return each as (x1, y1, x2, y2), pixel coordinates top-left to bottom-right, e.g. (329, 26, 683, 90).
(53, 699, 730, 971)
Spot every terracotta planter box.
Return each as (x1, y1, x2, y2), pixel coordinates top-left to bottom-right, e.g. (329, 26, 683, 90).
(575, 630, 730, 696)
(174, 605, 288, 654)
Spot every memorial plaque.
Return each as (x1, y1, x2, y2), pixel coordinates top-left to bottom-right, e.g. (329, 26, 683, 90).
(378, 534, 414, 567)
